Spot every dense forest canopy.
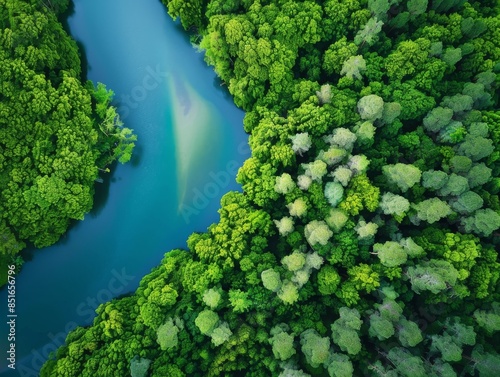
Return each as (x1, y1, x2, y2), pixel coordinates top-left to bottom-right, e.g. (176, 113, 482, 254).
(0, 0, 136, 284)
(32, 0, 500, 376)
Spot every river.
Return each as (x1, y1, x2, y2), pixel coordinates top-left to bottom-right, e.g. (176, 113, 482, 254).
(0, 0, 248, 375)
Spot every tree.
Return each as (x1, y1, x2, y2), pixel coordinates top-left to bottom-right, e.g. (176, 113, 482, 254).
(302, 160, 328, 182)
(305, 220, 333, 246)
(340, 55, 367, 80)
(211, 322, 233, 346)
(269, 325, 296, 361)
(407, 260, 459, 294)
(457, 135, 495, 161)
(373, 241, 407, 267)
(287, 198, 308, 218)
(203, 288, 222, 309)
(355, 17, 384, 46)
(387, 347, 427, 377)
(396, 318, 423, 347)
(379, 192, 410, 217)
(300, 329, 331, 368)
(275, 173, 296, 194)
(326, 353, 354, 377)
(157, 318, 180, 350)
(327, 128, 357, 151)
(277, 280, 299, 305)
(358, 94, 384, 121)
(422, 170, 448, 191)
(423, 107, 454, 133)
(130, 356, 151, 377)
(274, 217, 295, 236)
(331, 307, 363, 355)
(383, 164, 422, 193)
(261, 268, 282, 292)
(229, 289, 252, 313)
(450, 191, 483, 214)
(324, 182, 345, 207)
(414, 198, 452, 224)
(282, 251, 307, 272)
(195, 310, 219, 336)
(467, 163, 492, 188)
(318, 265, 341, 295)
(291, 133, 312, 155)
(461, 209, 500, 237)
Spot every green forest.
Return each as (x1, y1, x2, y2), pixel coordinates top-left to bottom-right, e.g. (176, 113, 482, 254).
(2, 0, 500, 376)
(0, 0, 136, 284)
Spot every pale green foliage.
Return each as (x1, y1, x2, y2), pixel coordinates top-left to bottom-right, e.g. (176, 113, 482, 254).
(381, 102, 402, 124)
(355, 220, 379, 240)
(326, 209, 349, 232)
(373, 241, 407, 267)
(445, 317, 476, 346)
(279, 368, 311, 377)
(316, 84, 332, 105)
(414, 198, 452, 224)
(422, 170, 448, 191)
(438, 173, 469, 196)
(156, 318, 179, 350)
(467, 163, 492, 188)
(400, 237, 425, 258)
(383, 163, 421, 192)
(355, 17, 384, 46)
(277, 280, 300, 305)
(324, 182, 345, 207)
(291, 133, 312, 155)
(407, 260, 459, 294)
(449, 155, 472, 174)
(442, 94, 474, 114)
(298, 174, 313, 190)
(300, 329, 331, 368)
(210, 322, 232, 346)
(379, 192, 410, 216)
(302, 160, 328, 182)
(130, 356, 151, 377)
(348, 155, 370, 175)
(397, 318, 423, 347)
(261, 268, 282, 292)
(275, 173, 296, 194)
(468, 122, 489, 137)
(431, 334, 463, 362)
(228, 289, 251, 313)
(387, 347, 427, 377)
(423, 107, 453, 132)
(274, 216, 295, 236)
(326, 128, 357, 151)
(282, 250, 307, 272)
(355, 121, 376, 144)
(377, 299, 403, 322)
(408, 0, 428, 15)
(269, 326, 296, 361)
(430, 361, 457, 377)
(358, 94, 384, 121)
(327, 353, 354, 377)
(369, 313, 395, 340)
(461, 209, 500, 237)
(292, 268, 312, 287)
(442, 47, 462, 67)
(332, 166, 353, 187)
(474, 306, 500, 334)
(471, 346, 500, 376)
(305, 220, 333, 246)
(451, 191, 483, 214)
(340, 55, 366, 80)
(458, 135, 495, 161)
(287, 198, 308, 217)
(203, 288, 222, 309)
(319, 147, 348, 166)
(195, 310, 219, 336)
(305, 252, 324, 270)
(331, 307, 362, 355)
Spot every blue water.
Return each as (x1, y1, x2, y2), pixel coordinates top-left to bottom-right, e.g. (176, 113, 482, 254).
(0, 0, 248, 375)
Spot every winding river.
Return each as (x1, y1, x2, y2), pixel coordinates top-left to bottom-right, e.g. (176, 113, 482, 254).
(0, 0, 248, 375)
